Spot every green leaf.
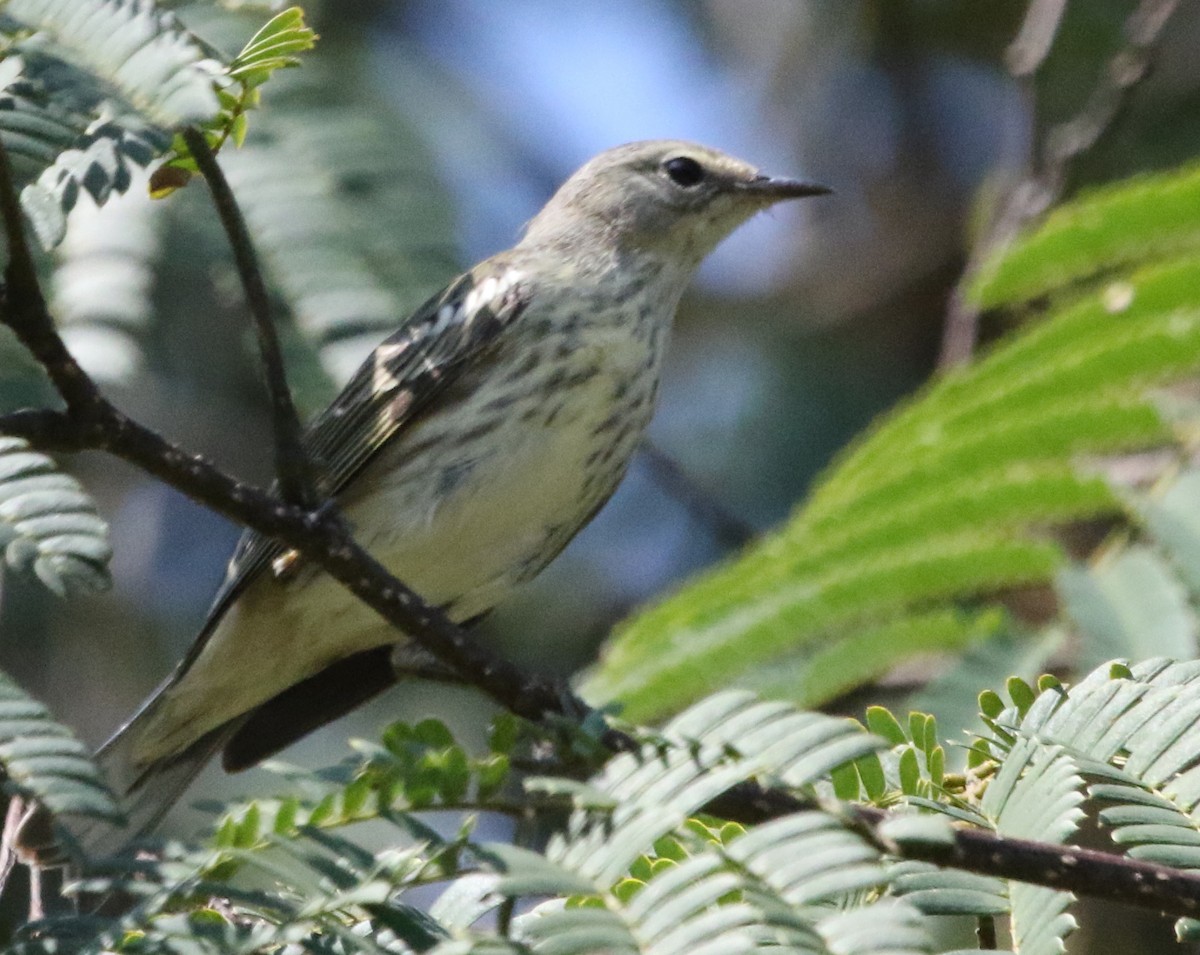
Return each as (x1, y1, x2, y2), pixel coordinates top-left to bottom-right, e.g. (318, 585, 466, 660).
(972, 161, 1200, 307)
(979, 690, 1005, 719)
(866, 706, 908, 746)
(0, 436, 112, 595)
(1005, 677, 1036, 715)
(0, 670, 119, 821)
(6, 0, 220, 126)
(898, 747, 921, 796)
(226, 6, 316, 90)
(857, 753, 887, 802)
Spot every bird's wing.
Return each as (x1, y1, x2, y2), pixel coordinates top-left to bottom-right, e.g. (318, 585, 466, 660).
(178, 262, 531, 674)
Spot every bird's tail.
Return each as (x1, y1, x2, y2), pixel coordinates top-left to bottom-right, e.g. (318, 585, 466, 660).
(2, 698, 236, 882)
(0, 697, 236, 900)
(70, 701, 238, 860)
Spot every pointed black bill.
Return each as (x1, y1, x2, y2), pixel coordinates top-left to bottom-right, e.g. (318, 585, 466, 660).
(742, 175, 833, 201)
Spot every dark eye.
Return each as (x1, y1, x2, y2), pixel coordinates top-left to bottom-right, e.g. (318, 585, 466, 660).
(663, 156, 705, 187)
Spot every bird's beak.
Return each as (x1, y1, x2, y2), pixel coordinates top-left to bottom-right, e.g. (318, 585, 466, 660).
(741, 175, 832, 202)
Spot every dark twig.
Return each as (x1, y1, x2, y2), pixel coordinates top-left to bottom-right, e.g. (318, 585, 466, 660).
(977, 915, 998, 949)
(870, 803, 1200, 920)
(0, 145, 101, 415)
(182, 127, 317, 510)
(703, 780, 1200, 920)
(938, 0, 1181, 368)
(639, 440, 756, 550)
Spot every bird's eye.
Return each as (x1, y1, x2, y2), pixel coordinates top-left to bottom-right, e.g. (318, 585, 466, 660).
(663, 156, 705, 188)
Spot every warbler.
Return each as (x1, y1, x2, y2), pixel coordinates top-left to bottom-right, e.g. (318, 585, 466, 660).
(37, 141, 829, 850)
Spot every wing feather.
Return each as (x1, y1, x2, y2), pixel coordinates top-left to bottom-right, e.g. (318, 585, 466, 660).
(175, 261, 530, 674)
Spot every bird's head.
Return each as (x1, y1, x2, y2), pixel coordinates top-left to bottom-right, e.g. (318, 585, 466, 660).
(521, 140, 829, 268)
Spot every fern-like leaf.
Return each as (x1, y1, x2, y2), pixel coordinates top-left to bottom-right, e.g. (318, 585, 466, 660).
(0, 3, 314, 248)
(0, 670, 118, 820)
(972, 160, 1200, 307)
(483, 812, 930, 955)
(0, 436, 111, 595)
(48, 169, 164, 383)
(225, 6, 315, 90)
(980, 737, 1083, 954)
(969, 660, 1200, 941)
(5, 0, 221, 127)
(0, 0, 225, 246)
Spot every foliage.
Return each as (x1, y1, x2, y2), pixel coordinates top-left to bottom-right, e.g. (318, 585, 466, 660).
(47, 167, 162, 383)
(0, 2, 317, 248)
(0, 436, 110, 595)
(15, 1, 457, 399)
(0, 0, 214, 247)
(7, 663, 1200, 952)
(149, 6, 316, 194)
(586, 158, 1200, 725)
(1, 691, 925, 955)
(5, 3, 1200, 954)
(0, 670, 117, 822)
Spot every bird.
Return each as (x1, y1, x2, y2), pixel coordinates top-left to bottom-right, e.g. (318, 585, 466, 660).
(14, 140, 829, 859)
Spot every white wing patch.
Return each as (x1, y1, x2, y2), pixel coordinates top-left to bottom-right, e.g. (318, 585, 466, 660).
(371, 341, 411, 393)
(371, 268, 528, 396)
(463, 268, 526, 328)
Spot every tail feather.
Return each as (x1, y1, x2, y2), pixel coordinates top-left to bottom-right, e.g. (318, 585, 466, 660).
(70, 710, 239, 860)
(0, 706, 236, 898)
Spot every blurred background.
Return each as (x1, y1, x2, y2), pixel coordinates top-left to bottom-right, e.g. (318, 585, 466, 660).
(3, 1, 1200, 946)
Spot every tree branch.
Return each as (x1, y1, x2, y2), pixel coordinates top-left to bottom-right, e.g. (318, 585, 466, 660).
(938, 0, 1181, 368)
(182, 127, 317, 510)
(0, 142, 102, 415)
(704, 779, 1200, 920)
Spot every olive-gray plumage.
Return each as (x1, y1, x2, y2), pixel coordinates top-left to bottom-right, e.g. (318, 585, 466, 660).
(89, 140, 829, 843)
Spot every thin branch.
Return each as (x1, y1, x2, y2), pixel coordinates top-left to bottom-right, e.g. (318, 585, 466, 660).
(0, 140, 101, 414)
(703, 779, 1200, 920)
(1005, 0, 1069, 77)
(938, 0, 1181, 368)
(181, 127, 317, 510)
(875, 804, 1200, 919)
